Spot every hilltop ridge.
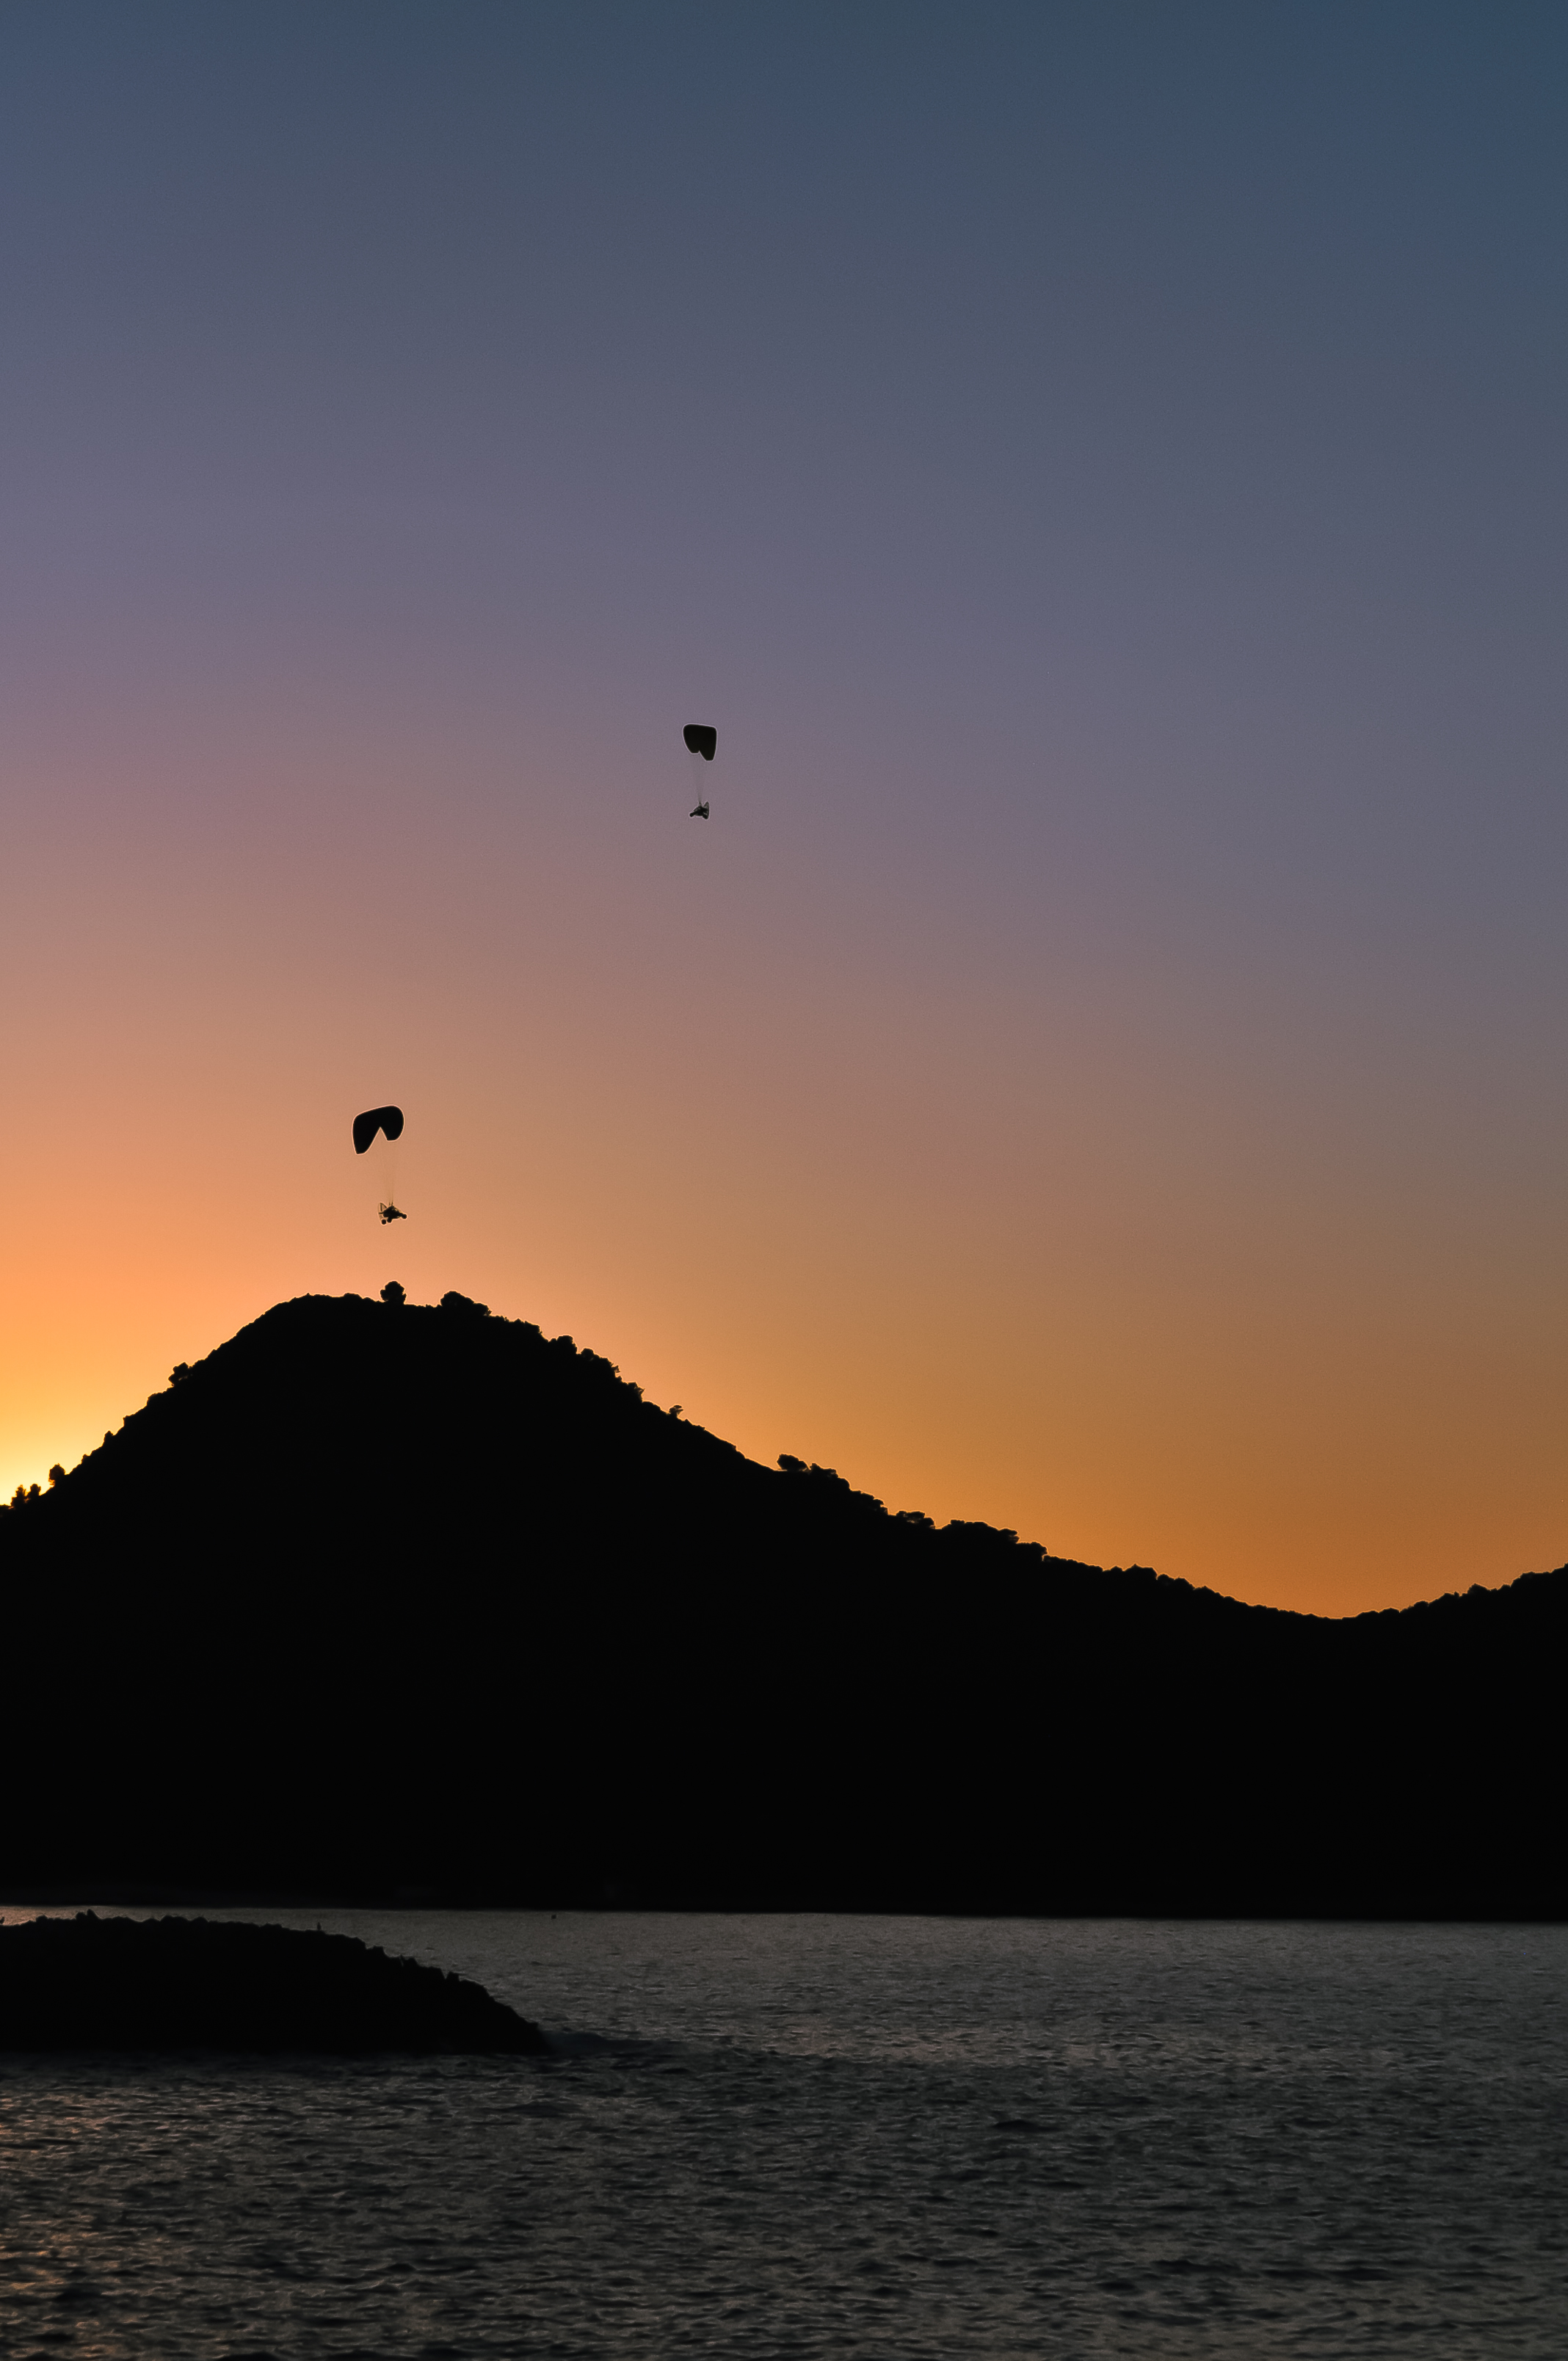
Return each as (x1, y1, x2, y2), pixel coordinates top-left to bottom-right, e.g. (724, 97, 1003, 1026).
(2, 1291, 1563, 1916)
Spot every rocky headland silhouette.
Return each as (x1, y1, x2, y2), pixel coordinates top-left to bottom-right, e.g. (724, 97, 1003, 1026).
(2, 1291, 1562, 1918)
(0, 1912, 545, 2052)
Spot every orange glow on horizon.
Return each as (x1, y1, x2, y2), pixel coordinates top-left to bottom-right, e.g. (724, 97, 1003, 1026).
(3, 721, 1562, 1622)
(2, 10, 1562, 1620)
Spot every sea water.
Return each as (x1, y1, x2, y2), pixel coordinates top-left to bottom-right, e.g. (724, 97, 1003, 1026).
(1, 1909, 1563, 2357)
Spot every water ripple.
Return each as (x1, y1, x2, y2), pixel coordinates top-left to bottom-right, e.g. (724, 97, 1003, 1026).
(1, 1912, 1564, 2356)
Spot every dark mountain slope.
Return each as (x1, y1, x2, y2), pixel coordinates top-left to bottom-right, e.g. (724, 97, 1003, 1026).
(2, 1292, 1562, 1915)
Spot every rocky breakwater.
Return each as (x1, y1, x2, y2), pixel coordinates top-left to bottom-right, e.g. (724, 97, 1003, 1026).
(0, 1913, 548, 2053)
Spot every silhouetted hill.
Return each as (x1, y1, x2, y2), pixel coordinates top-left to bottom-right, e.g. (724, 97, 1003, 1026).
(0, 1912, 545, 2052)
(2, 1292, 1563, 1917)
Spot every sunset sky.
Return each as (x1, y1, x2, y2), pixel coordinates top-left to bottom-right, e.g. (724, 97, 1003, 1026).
(1, 2, 1562, 1615)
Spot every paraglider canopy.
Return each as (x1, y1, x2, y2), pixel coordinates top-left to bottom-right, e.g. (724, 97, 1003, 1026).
(353, 1106, 404, 1156)
(683, 724, 716, 761)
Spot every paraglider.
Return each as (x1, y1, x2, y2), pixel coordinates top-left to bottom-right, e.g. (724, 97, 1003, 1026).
(353, 1106, 407, 1223)
(352, 1106, 404, 1155)
(683, 723, 715, 817)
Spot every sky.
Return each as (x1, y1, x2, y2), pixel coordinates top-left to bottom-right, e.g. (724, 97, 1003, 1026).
(1, 1, 1563, 1615)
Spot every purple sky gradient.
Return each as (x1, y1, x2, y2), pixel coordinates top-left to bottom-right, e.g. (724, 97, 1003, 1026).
(1, 2, 1563, 1609)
